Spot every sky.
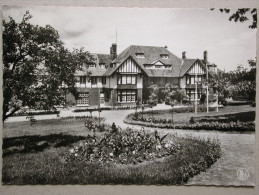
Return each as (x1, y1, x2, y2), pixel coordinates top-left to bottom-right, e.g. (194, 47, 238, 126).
(3, 6, 257, 72)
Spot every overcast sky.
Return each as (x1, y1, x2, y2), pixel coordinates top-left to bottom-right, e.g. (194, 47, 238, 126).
(3, 6, 256, 72)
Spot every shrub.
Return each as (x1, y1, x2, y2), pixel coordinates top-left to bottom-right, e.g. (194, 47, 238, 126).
(61, 116, 103, 121)
(126, 114, 255, 132)
(14, 110, 60, 116)
(199, 93, 206, 105)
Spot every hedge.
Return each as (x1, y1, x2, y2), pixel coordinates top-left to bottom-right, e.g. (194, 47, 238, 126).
(125, 114, 255, 132)
(13, 110, 60, 116)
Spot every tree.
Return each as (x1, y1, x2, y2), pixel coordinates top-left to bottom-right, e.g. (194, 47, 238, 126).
(163, 83, 185, 105)
(3, 11, 95, 121)
(147, 83, 158, 117)
(228, 59, 256, 101)
(208, 71, 230, 102)
(211, 8, 257, 29)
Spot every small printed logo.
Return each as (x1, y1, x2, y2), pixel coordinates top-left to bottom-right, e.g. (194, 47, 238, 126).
(237, 168, 249, 181)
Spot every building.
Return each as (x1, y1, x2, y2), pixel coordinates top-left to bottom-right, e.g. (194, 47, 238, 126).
(66, 44, 218, 107)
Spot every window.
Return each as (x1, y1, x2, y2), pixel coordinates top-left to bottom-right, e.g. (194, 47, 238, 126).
(99, 63, 106, 68)
(136, 53, 145, 58)
(118, 75, 137, 85)
(89, 64, 96, 68)
(155, 65, 162, 69)
(77, 92, 89, 105)
(186, 89, 201, 100)
(160, 54, 169, 59)
(117, 90, 137, 103)
(80, 76, 86, 84)
(91, 77, 97, 85)
(102, 77, 106, 84)
(191, 76, 195, 84)
(186, 75, 202, 84)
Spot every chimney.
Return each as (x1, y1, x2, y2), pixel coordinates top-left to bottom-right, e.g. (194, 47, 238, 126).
(204, 50, 208, 64)
(182, 51, 186, 59)
(165, 45, 168, 49)
(110, 43, 117, 60)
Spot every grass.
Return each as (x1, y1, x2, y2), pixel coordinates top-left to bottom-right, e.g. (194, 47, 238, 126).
(2, 119, 221, 185)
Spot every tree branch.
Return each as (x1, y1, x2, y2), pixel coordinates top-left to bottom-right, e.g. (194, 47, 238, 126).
(3, 107, 20, 121)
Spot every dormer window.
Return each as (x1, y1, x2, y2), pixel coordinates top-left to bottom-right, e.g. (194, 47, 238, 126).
(136, 53, 145, 58)
(99, 63, 106, 68)
(160, 54, 169, 59)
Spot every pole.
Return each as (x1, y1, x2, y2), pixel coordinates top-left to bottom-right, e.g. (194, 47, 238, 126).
(216, 67, 219, 112)
(195, 71, 198, 114)
(206, 63, 209, 113)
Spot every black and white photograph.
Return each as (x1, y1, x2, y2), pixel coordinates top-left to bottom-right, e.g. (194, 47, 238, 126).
(1, 5, 256, 186)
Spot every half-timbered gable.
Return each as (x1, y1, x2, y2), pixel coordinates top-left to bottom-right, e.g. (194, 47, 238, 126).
(116, 57, 142, 74)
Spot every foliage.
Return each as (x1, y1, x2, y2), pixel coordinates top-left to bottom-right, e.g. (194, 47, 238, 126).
(163, 83, 186, 105)
(211, 8, 257, 29)
(147, 83, 158, 108)
(208, 71, 230, 99)
(61, 115, 103, 121)
(126, 115, 255, 132)
(228, 60, 256, 101)
(3, 11, 95, 121)
(66, 123, 181, 165)
(199, 93, 206, 105)
(13, 110, 60, 116)
(2, 131, 221, 184)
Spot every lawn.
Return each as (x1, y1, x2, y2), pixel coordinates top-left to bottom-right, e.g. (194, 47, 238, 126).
(2, 118, 221, 185)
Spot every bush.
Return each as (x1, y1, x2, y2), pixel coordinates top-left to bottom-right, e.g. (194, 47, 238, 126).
(14, 110, 60, 116)
(199, 93, 206, 105)
(73, 105, 151, 113)
(126, 114, 255, 132)
(61, 115, 103, 121)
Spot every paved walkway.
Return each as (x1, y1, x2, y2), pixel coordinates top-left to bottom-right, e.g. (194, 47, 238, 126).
(5, 103, 255, 186)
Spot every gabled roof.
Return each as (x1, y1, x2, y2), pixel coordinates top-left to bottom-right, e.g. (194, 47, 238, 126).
(113, 45, 182, 66)
(96, 54, 112, 65)
(179, 59, 198, 77)
(105, 45, 182, 77)
(75, 45, 222, 79)
(75, 54, 112, 76)
(103, 55, 148, 76)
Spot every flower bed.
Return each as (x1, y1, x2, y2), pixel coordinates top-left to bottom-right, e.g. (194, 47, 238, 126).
(66, 127, 181, 165)
(61, 115, 104, 121)
(64, 121, 221, 184)
(13, 110, 60, 116)
(73, 105, 151, 113)
(126, 113, 255, 132)
(140, 106, 216, 116)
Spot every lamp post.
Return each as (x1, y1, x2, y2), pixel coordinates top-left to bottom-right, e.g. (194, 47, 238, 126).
(206, 63, 209, 113)
(216, 67, 219, 112)
(195, 71, 198, 114)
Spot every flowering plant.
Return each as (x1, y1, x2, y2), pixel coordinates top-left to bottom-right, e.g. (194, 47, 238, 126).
(66, 123, 181, 165)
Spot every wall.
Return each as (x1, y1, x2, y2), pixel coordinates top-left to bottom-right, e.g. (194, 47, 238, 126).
(137, 74, 143, 88)
(179, 76, 186, 88)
